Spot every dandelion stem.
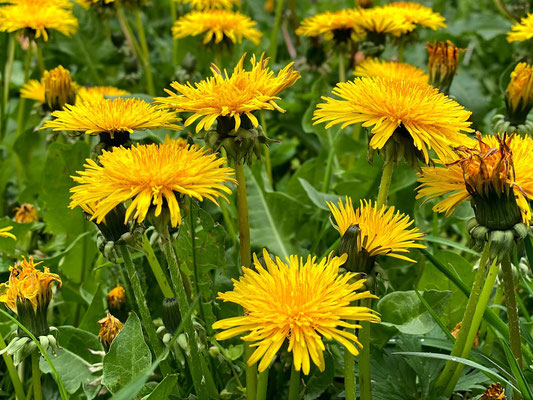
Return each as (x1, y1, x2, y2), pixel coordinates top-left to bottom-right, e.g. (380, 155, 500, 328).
(1, 34, 15, 140)
(134, 9, 155, 96)
(31, 351, 42, 400)
(376, 160, 394, 207)
(288, 365, 300, 400)
(256, 369, 270, 400)
(444, 257, 499, 395)
(358, 296, 373, 400)
(34, 42, 44, 75)
(269, 0, 284, 63)
(435, 241, 490, 391)
(260, 111, 273, 187)
(501, 255, 523, 368)
(0, 334, 26, 400)
(15, 46, 33, 138)
(338, 52, 346, 83)
(141, 233, 174, 298)
(234, 160, 258, 400)
(170, 0, 179, 66)
(117, 7, 142, 62)
(160, 230, 210, 399)
(118, 245, 171, 376)
(321, 130, 337, 193)
(344, 324, 356, 400)
(397, 39, 405, 63)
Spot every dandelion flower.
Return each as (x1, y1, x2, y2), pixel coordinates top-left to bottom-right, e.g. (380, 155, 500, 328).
(20, 80, 45, 103)
(480, 384, 507, 400)
(426, 40, 464, 94)
(296, 9, 362, 42)
(98, 312, 123, 346)
(382, 2, 445, 30)
(69, 138, 235, 227)
(354, 58, 428, 84)
(172, 10, 261, 45)
(43, 65, 76, 111)
(14, 204, 38, 223)
(505, 63, 533, 125)
(313, 77, 473, 163)
(507, 13, 533, 42)
(157, 53, 300, 133)
(76, 86, 130, 103)
(353, 7, 415, 37)
(417, 133, 533, 227)
(107, 284, 126, 309)
(0, 0, 78, 41)
(42, 97, 182, 137)
(212, 249, 380, 374)
(0, 226, 16, 240)
(177, 0, 240, 10)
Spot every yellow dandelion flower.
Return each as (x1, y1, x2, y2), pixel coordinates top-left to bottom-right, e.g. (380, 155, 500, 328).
(353, 7, 415, 37)
(42, 97, 182, 137)
(426, 40, 464, 94)
(313, 77, 473, 163)
(98, 312, 124, 346)
(177, 0, 239, 10)
(354, 58, 428, 84)
(212, 249, 380, 375)
(69, 138, 235, 227)
(14, 204, 38, 223)
(327, 197, 425, 263)
(172, 10, 261, 45)
(76, 86, 130, 103)
(505, 63, 533, 124)
(0, 0, 78, 41)
(107, 284, 126, 309)
(296, 9, 362, 42)
(0, 226, 16, 240)
(507, 13, 533, 42)
(156, 53, 300, 133)
(20, 79, 45, 103)
(0, 256, 61, 314)
(417, 133, 533, 226)
(43, 65, 76, 111)
(382, 2, 446, 30)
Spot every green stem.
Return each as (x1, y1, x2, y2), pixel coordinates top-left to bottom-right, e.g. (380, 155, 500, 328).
(358, 297, 373, 400)
(260, 111, 273, 187)
(444, 258, 500, 395)
(170, 0, 179, 66)
(141, 233, 174, 298)
(501, 256, 523, 368)
(288, 365, 300, 400)
(0, 335, 26, 400)
(321, 131, 336, 193)
(34, 41, 44, 75)
(2, 34, 15, 140)
(134, 9, 155, 96)
(220, 200, 237, 246)
(74, 35, 101, 85)
(376, 160, 394, 207)
(256, 368, 270, 400)
(117, 7, 143, 62)
(118, 245, 171, 376)
(15, 46, 33, 138)
(434, 242, 490, 390)
(31, 352, 42, 400)
(492, 0, 518, 21)
(344, 324, 356, 400)
(338, 52, 346, 83)
(269, 0, 284, 62)
(397, 39, 405, 63)
(160, 231, 210, 399)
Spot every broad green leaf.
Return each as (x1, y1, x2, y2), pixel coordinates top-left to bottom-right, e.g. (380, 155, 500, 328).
(304, 351, 335, 400)
(78, 284, 106, 335)
(298, 178, 341, 210)
(141, 374, 179, 400)
(102, 312, 152, 394)
(57, 326, 104, 364)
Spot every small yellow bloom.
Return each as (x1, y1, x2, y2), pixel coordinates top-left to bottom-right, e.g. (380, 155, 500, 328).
(354, 58, 428, 84)
(296, 9, 362, 42)
(42, 97, 182, 137)
(14, 204, 38, 223)
(313, 77, 473, 164)
(382, 2, 446, 30)
(177, 0, 240, 10)
(76, 86, 130, 103)
(172, 10, 261, 45)
(505, 63, 533, 124)
(0, 226, 16, 240)
(507, 13, 533, 42)
(157, 53, 300, 133)
(352, 7, 415, 37)
(212, 249, 380, 375)
(0, 0, 78, 41)
(107, 284, 126, 310)
(20, 80, 45, 103)
(69, 138, 235, 227)
(43, 65, 76, 111)
(426, 40, 464, 94)
(98, 312, 123, 346)
(480, 383, 507, 400)
(0, 256, 61, 314)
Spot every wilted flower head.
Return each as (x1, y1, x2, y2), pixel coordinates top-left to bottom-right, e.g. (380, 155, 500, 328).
(426, 40, 464, 94)
(14, 204, 38, 223)
(172, 10, 261, 46)
(0, 0, 78, 41)
(504, 63, 533, 126)
(98, 312, 123, 346)
(76, 86, 130, 103)
(354, 58, 428, 84)
(296, 9, 362, 43)
(107, 284, 126, 310)
(507, 13, 533, 42)
(213, 249, 380, 374)
(69, 138, 235, 228)
(480, 383, 507, 400)
(43, 65, 76, 111)
(382, 2, 445, 31)
(0, 226, 16, 240)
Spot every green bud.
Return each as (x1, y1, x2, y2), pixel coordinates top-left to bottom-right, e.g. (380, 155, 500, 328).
(162, 297, 181, 334)
(339, 224, 376, 273)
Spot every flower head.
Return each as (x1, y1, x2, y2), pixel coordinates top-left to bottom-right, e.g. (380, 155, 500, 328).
(157, 53, 300, 133)
(172, 10, 261, 45)
(0, 0, 78, 41)
(480, 383, 507, 400)
(354, 58, 428, 84)
(14, 204, 38, 223)
(417, 133, 533, 228)
(296, 9, 362, 42)
(505, 63, 533, 125)
(507, 13, 533, 42)
(107, 284, 126, 310)
(212, 249, 380, 374)
(98, 312, 123, 346)
(177, 0, 240, 10)
(382, 2, 445, 30)
(69, 138, 235, 227)
(0, 226, 16, 240)
(42, 97, 182, 137)
(76, 86, 130, 103)
(20, 80, 45, 103)
(426, 40, 464, 94)
(313, 77, 473, 164)
(353, 7, 415, 37)
(43, 65, 76, 111)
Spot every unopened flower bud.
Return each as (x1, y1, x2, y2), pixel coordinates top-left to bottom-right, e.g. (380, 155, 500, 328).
(426, 40, 464, 95)
(43, 66, 76, 111)
(504, 62, 533, 127)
